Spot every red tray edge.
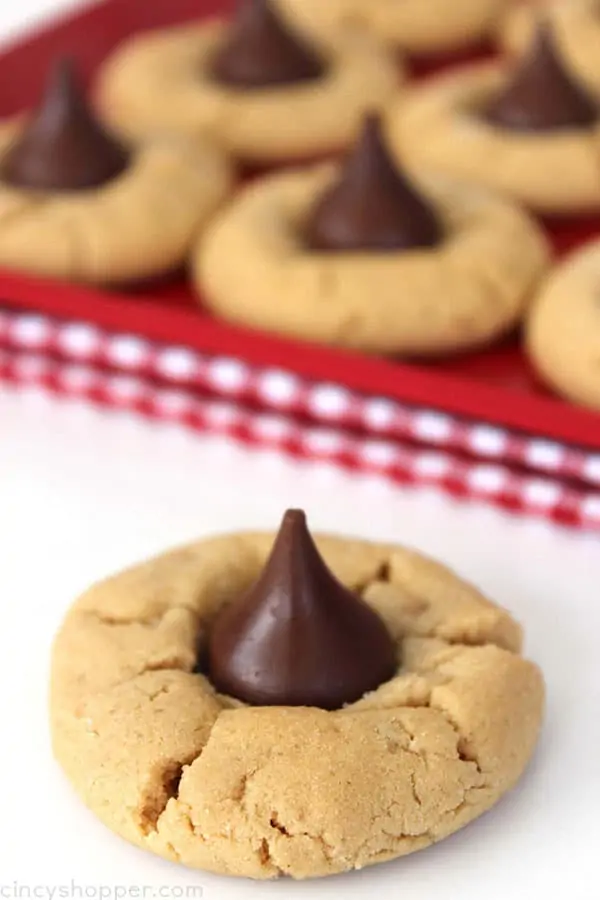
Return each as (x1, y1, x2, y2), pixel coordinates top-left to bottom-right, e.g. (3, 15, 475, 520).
(2, 270, 600, 453)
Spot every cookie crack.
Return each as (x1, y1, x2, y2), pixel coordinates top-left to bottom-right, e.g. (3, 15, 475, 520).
(354, 821, 433, 862)
(356, 558, 392, 595)
(216, 768, 287, 877)
(259, 838, 285, 877)
(93, 664, 200, 703)
(136, 682, 173, 702)
(141, 711, 224, 837)
(406, 688, 485, 777)
(163, 840, 182, 863)
(380, 827, 433, 845)
(442, 634, 502, 649)
(358, 567, 514, 653)
(363, 773, 480, 860)
(269, 813, 290, 837)
(140, 760, 188, 835)
(268, 812, 336, 864)
(383, 696, 486, 787)
(140, 659, 191, 675)
(408, 770, 423, 808)
(432, 706, 483, 776)
(232, 767, 260, 810)
(85, 607, 181, 628)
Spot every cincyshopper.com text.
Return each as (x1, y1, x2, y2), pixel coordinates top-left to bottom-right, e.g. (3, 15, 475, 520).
(0, 885, 203, 900)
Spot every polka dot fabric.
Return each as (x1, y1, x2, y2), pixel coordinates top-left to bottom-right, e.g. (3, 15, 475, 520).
(1, 307, 599, 531)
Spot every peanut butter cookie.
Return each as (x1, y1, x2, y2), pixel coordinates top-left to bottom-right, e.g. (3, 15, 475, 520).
(196, 116, 549, 356)
(51, 510, 544, 880)
(526, 238, 600, 410)
(499, 0, 600, 94)
(97, 0, 401, 164)
(390, 24, 600, 214)
(280, 0, 510, 55)
(0, 60, 232, 285)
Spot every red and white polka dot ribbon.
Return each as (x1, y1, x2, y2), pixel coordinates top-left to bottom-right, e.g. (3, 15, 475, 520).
(1, 306, 599, 531)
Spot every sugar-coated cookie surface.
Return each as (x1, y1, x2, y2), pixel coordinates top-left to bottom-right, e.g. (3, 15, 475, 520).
(195, 164, 549, 355)
(279, 0, 509, 54)
(51, 530, 544, 880)
(526, 239, 600, 410)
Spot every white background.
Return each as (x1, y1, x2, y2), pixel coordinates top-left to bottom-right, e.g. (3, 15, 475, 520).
(0, 2, 599, 898)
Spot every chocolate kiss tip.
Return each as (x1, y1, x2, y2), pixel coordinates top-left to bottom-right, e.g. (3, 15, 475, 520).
(485, 21, 597, 132)
(207, 508, 397, 709)
(210, 0, 325, 89)
(281, 508, 306, 526)
(306, 112, 443, 253)
(1, 56, 130, 192)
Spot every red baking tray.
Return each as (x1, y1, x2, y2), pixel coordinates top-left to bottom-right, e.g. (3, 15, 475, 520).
(1, 0, 600, 451)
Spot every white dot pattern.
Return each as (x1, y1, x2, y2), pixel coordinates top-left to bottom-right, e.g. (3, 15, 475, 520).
(413, 411, 452, 443)
(583, 456, 600, 485)
(109, 375, 145, 401)
(10, 315, 51, 347)
(59, 323, 101, 357)
(360, 441, 399, 467)
(362, 399, 399, 431)
(526, 441, 565, 470)
(156, 348, 199, 380)
(0, 308, 599, 532)
(468, 466, 508, 494)
(523, 480, 563, 508)
(412, 453, 451, 480)
(207, 358, 248, 392)
(253, 416, 294, 442)
(309, 385, 351, 418)
(582, 496, 600, 522)
(469, 426, 508, 457)
(304, 429, 346, 455)
(257, 371, 299, 407)
(107, 336, 149, 369)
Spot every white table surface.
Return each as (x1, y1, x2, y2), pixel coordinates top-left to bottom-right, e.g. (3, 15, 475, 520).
(1, 3, 599, 898)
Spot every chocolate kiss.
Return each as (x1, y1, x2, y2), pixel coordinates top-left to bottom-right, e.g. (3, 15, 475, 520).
(207, 509, 397, 709)
(485, 23, 598, 131)
(2, 58, 130, 192)
(210, 0, 325, 88)
(306, 114, 443, 252)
